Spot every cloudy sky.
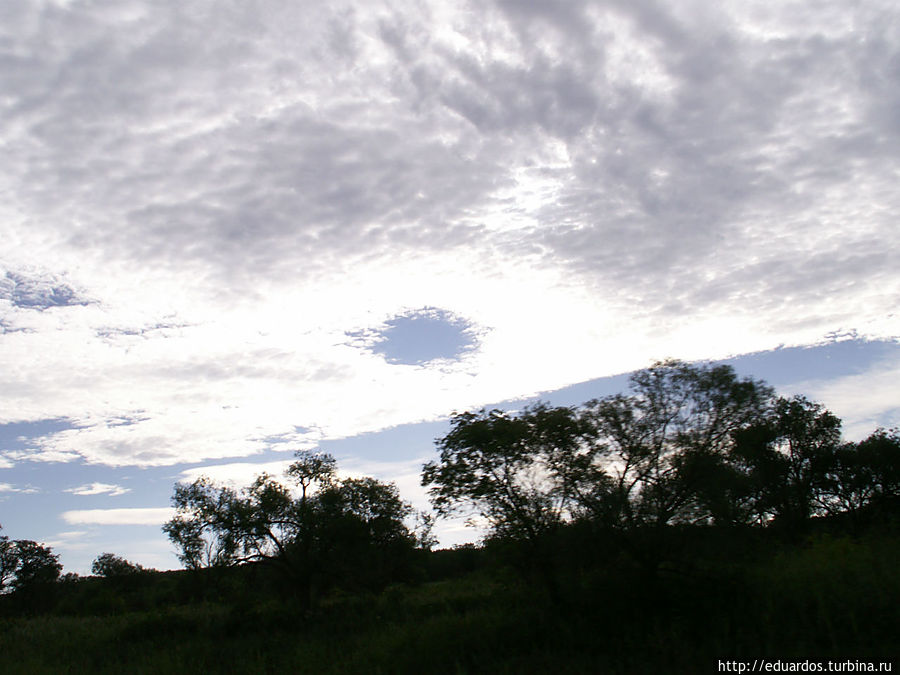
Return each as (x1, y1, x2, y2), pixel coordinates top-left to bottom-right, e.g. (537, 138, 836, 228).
(1, 0, 898, 573)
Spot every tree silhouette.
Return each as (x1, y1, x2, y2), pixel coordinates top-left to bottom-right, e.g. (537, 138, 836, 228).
(163, 450, 414, 602)
(91, 552, 145, 577)
(731, 395, 842, 530)
(285, 450, 337, 506)
(581, 360, 774, 527)
(163, 476, 242, 570)
(814, 428, 900, 525)
(853, 428, 900, 507)
(421, 362, 900, 554)
(422, 403, 589, 545)
(422, 402, 596, 599)
(7, 540, 62, 592)
(423, 362, 779, 540)
(0, 527, 17, 593)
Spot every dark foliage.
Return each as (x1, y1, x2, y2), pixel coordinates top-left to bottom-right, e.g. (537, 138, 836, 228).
(92, 552, 146, 577)
(425, 360, 900, 550)
(162, 451, 416, 604)
(0, 530, 62, 596)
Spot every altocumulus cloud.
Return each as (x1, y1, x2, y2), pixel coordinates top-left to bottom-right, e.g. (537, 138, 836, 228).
(0, 0, 897, 468)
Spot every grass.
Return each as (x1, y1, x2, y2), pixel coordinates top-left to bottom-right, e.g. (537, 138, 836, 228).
(1, 532, 897, 673)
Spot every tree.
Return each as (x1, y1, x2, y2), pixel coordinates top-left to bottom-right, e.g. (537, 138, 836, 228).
(285, 450, 337, 505)
(816, 428, 900, 522)
(422, 363, 775, 539)
(0, 527, 17, 593)
(422, 402, 596, 599)
(854, 428, 900, 509)
(163, 450, 415, 601)
(7, 540, 62, 592)
(0, 527, 63, 594)
(313, 477, 415, 589)
(582, 360, 774, 527)
(162, 476, 243, 570)
(318, 477, 411, 544)
(411, 510, 438, 551)
(164, 471, 302, 576)
(91, 553, 144, 577)
(672, 448, 757, 526)
(731, 395, 842, 529)
(422, 403, 591, 546)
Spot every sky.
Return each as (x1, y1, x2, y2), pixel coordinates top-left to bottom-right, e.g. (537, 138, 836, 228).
(1, 0, 898, 574)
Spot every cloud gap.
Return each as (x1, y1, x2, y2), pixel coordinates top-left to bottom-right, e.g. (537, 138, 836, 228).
(347, 307, 481, 366)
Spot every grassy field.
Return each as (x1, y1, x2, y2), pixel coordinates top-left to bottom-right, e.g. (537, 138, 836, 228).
(1, 530, 897, 674)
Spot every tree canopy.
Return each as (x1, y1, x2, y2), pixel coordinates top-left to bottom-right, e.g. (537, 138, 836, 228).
(163, 451, 415, 601)
(422, 403, 590, 546)
(91, 553, 145, 578)
(423, 360, 900, 546)
(0, 528, 62, 594)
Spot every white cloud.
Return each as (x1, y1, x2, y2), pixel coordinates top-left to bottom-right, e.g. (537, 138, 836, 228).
(178, 460, 296, 487)
(62, 508, 176, 526)
(0, 483, 38, 494)
(785, 352, 900, 441)
(0, 0, 897, 469)
(43, 530, 92, 551)
(65, 482, 131, 497)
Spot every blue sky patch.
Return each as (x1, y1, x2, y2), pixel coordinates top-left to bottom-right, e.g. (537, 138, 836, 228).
(0, 418, 80, 454)
(349, 308, 480, 366)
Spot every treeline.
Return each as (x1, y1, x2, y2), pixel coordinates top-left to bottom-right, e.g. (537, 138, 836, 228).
(424, 359, 899, 542)
(2, 358, 898, 611)
(420, 359, 900, 600)
(157, 358, 899, 601)
(1, 530, 168, 614)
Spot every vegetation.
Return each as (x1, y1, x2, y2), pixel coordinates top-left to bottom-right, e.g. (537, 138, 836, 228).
(1, 360, 898, 672)
(91, 552, 146, 577)
(162, 451, 417, 604)
(0, 530, 61, 594)
(423, 361, 899, 539)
